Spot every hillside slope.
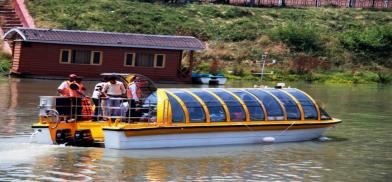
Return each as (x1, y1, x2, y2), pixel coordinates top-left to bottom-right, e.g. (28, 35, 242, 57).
(26, 0, 392, 83)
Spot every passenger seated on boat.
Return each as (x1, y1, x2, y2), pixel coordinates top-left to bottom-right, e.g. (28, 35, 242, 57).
(119, 99, 142, 122)
(139, 107, 157, 122)
(232, 112, 244, 121)
(188, 107, 205, 122)
(209, 108, 225, 122)
(267, 116, 285, 120)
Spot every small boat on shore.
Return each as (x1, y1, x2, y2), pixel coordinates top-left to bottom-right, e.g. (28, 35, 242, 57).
(31, 73, 340, 149)
(192, 73, 227, 85)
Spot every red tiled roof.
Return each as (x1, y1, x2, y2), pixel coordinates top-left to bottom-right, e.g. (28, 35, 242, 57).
(4, 28, 205, 51)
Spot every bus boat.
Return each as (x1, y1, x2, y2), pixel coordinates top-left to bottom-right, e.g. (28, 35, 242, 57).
(31, 74, 341, 149)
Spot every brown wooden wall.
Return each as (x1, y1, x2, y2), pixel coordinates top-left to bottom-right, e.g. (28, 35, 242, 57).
(11, 41, 22, 72)
(15, 42, 189, 82)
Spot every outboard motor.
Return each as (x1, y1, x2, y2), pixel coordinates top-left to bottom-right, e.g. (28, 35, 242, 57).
(74, 129, 94, 146)
(55, 129, 73, 145)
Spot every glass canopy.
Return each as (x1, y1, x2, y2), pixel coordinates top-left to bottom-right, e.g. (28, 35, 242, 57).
(163, 88, 327, 123)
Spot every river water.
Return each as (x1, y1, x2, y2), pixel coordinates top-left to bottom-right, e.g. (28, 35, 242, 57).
(0, 78, 391, 181)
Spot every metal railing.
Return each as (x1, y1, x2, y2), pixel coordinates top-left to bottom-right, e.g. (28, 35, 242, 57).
(39, 97, 157, 124)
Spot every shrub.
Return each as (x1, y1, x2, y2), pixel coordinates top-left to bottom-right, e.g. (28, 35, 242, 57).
(340, 25, 392, 67)
(0, 52, 12, 73)
(219, 19, 262, 41)
(193, 61, 210, 73)
(269, 22, 323, 53)
(232, 63, 245, 76)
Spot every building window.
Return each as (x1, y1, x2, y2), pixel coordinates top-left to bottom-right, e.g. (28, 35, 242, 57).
(71, 50, 91, 64)
(124, 53, 135, 67)
(132, 53, 166, 68)
(91, 51, 102, 65)
(154, 54, 165, 68)
(135, 53, 154, 67)
(60, 49, 71, 63)
(59, 49, 102, 65)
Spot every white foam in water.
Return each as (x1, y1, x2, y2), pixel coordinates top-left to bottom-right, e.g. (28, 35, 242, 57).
(262, 137, 276, 143)
(29, 131, 39, 143)
(318, 136, 332, 142)
(0, 142, 57, 166)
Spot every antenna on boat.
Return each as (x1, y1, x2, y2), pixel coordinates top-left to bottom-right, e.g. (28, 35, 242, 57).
(254, 52, 275, 82)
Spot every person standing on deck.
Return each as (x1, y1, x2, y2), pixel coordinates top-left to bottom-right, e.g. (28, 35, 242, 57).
(125, 76, 143, 121)
(91, 77, 108, 121)
(58, 74, 79, 97)
(102, 76, 126, 119)
(74, 76, 86, 97)
(128, 76, 142, 102)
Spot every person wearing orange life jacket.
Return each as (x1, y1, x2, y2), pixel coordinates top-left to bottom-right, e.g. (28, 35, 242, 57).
(74, 76, 86, 97)
(73, 76, 93, 120)
(57, 74, 87, 120)
(58, 74, 79, 97)
(127, 76, 142, 101)
(124, 76, 143, 122)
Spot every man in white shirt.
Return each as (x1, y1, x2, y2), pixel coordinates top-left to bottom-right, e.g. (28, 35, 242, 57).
(102, 76, 126, 118)
(91, 77, 108, 121)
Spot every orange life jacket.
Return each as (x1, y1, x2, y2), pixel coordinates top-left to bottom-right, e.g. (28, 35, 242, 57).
(60, 81, 83, 97)
(127, 82, 142, 99)
(76, 82, 86, 96)
(60, 81, 74, 97)
(81, 98, 93, 120)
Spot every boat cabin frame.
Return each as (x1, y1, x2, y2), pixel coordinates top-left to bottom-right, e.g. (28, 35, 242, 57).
(153, 88, 329, 125)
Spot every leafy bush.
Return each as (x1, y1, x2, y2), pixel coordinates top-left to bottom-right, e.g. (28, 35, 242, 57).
(269, 22, 324, 53)
(0, 52, 11, 73)
(340, 25, 392, 68)
(193, 61, 210, 73)
(219, 19, 262, 41)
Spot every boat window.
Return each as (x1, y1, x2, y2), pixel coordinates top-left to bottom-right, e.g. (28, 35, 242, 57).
(320, 107, 332, 120)
(167, 94, 185, 123)
(246, 89, 284, 120)
(210, 89, 245, 122)
(285, 89, 318, 120)
(172, 91, 206, 122)
(267, 90, 301, 120)
(192, 90, 226, 122)
(230, 89, 264, 121)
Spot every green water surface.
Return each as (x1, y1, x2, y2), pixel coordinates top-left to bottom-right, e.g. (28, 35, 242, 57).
(0, 78, 390, 181)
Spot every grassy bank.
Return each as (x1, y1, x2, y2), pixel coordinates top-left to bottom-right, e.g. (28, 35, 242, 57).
(26, 0, 392, 83)
(0, 41, 11, 74)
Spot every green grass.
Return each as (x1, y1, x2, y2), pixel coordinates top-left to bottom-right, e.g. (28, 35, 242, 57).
(0, 42, 11, 74)
(25, 0, 392, 83)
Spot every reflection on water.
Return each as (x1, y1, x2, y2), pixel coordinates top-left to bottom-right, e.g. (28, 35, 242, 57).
(0, 78, 391, 181)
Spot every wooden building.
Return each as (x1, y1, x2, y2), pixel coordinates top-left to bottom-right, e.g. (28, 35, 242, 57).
(3, 28, 205, 82)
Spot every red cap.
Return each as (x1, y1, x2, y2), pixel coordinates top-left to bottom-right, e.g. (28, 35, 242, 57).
(69, 74, 77, 78)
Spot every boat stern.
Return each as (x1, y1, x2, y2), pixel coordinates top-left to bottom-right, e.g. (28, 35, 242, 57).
(31, 123, 52, 144)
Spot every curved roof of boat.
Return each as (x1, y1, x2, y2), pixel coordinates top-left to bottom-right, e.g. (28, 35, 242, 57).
(160, 88, 330, 122)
